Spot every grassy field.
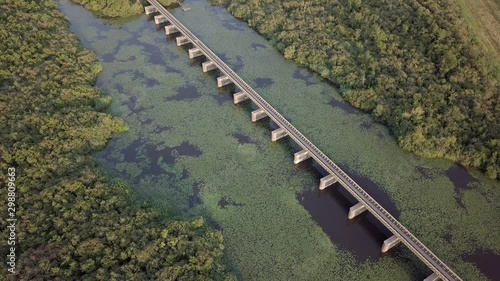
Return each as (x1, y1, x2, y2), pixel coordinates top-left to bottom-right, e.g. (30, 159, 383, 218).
(456, 0, 500, 76)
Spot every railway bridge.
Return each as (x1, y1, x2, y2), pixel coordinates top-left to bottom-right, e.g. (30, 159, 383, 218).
(144, 1, 461, 280)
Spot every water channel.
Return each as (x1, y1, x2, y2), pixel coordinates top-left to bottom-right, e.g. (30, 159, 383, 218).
(58, 0, 500, 280)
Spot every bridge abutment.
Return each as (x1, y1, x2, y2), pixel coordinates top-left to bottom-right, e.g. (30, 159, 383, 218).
(144, 6, 158, 15)
(319, 174, 338, 190)
(217, 75, 232, 87)
(271, 128, 287, 142)
(294, 149, 311, 164)
(233, 91, 249, 104)
(165, 24, 179, 35)
(381, 235, 400, 253)
(189, 48, 204, 59)
(348, 202, 367, 219)
(202, 61, 217, 72)
(251, 108, 267, 122)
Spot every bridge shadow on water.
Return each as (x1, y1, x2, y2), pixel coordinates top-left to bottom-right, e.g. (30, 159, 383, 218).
(243, 111, 404, 262)
(295, 159, 402, 262)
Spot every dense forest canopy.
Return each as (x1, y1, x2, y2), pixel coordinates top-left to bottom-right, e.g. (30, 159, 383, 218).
(0, 0, 231, 279)
(72, 0, 180, 18)
(210, 0, 500, 179)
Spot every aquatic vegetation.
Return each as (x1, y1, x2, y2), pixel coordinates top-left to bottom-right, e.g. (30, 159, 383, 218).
(62, 0, 500, 280)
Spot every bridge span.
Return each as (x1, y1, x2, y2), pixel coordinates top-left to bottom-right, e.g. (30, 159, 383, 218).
(144, 1, 461, 280)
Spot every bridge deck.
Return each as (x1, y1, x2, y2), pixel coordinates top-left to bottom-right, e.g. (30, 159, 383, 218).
(146, 1, 461, 280)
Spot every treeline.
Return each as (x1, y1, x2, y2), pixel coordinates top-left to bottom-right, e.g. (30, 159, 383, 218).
(0, 0, 230, 280)
(71, 0, 180, 18)
(210, 0, 500, 179)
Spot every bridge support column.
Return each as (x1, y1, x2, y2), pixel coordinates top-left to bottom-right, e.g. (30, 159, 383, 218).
(251, 108, 267, 122)
(165, 25, 179, 35)
(348, 202, 367, 219)
(294, 149, 311, 164)
(233, 91, 249, 104)
(319, 174, 338, 190)
(176, 36, 190, 46)
(144, 6, 158, 15)
(381, 235, 401, 253)
(217, 75, 232, 87)
(423, 273, 439, 281)
(154, 15, 167, 24)
(188, 48, 204, 59)
(271, 128, 287, 142)
(202, 61, 217, 72)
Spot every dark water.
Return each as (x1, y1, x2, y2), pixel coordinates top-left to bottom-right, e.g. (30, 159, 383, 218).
(122, 95, 154, 114)
(166, 85, 201, 101)
(293, 67, 316, 86)
(190, 183, 202, 207)
(251, 42, 267, 50)
(216, 52, 244, 72)
(102, 138, 202, 179)
(254, 77, 274, 88)
(361, 121, 373, 129)
(465, 251, 500, 281)
(232, 133, 255, 144)
(446, 165, 480, 209)
(329, 98, 361, 115)
(293, 159, 399, 261)
(416, 166, 436, 180)
(218, 197, 245, 208)
(212, 93, 233, 105)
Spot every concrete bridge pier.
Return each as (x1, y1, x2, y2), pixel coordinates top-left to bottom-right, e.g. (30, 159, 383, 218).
(233, 91, 249, 104)
(217, 75, 232, 87)
(165, 25, 179, 35)
(144, 6, 158, 15)
(294, 149, 311, 164)
(319, 174, 338, 190)
(348, 202, 367, 219)
(381, 235, 401, 253)
(271, 127, 287, 142)
(423, 273, 439, 281)
(188, 48, 204, 59)
(176, 36, 190, 46)
(251, 108, 267, 122)
(154, 15, 167, 24)
(202, 61, 217, 72)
